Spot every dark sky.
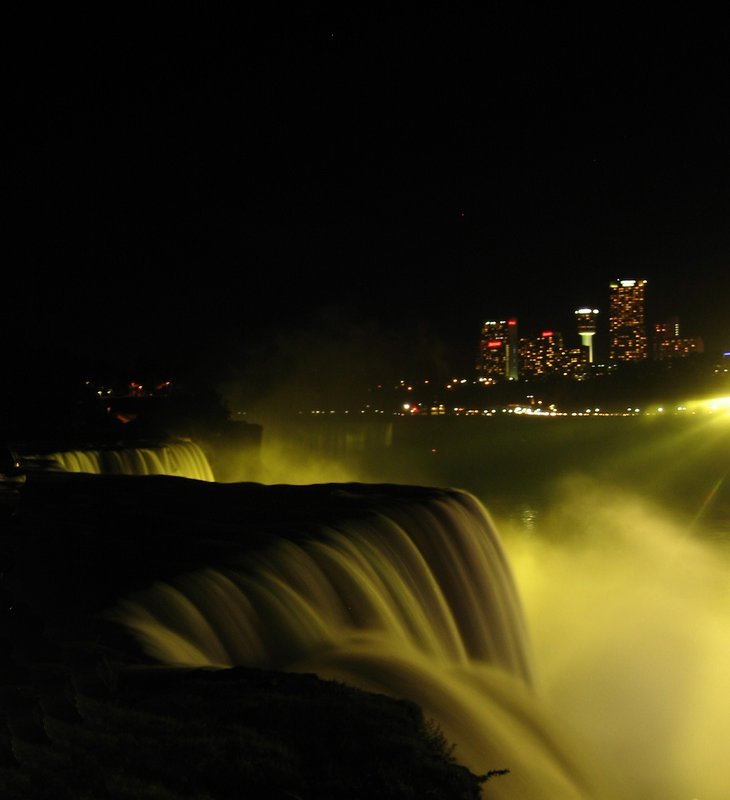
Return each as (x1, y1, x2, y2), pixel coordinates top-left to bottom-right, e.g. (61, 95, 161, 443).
(7, 8, 730, 396)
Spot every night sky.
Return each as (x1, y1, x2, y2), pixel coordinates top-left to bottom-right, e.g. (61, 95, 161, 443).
(7, 9, 730, 397)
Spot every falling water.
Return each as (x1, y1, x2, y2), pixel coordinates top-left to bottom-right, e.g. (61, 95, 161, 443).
(69, 412, 728, 799)
(34, 440, 215, 481)
(112, 486, 615, 800)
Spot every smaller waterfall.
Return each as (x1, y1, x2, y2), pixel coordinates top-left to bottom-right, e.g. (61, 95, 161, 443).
(33, 440, 215, 482)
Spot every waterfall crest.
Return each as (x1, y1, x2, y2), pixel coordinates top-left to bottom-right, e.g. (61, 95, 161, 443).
(35, 440, 215, 481)
(112, 485, 610, 800)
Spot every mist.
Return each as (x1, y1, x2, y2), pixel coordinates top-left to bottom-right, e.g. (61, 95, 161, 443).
(503, 476, 730, 799)
(212, 411, 730, 799)
(27, 406, 730, 798)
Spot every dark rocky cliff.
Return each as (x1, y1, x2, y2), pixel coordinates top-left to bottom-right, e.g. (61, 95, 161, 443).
(0, 473, 493, 799)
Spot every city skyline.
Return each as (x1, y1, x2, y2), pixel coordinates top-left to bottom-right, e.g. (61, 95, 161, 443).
(6, 10, 729, 391)
(476, 276, 710, 373)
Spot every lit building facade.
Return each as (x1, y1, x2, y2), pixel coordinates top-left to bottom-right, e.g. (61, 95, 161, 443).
(609, 279, 648, 362)
(518, 331, 590, 379)
(564, 346, 591, 378)
(518, 331, 564, 378)
(653, 317, 704, 360)
(575, 307, 599, 363)
(477, 319, 519, 380)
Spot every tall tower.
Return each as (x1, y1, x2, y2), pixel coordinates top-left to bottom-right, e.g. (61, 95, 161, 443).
(477, 318, 519, 380)
(575, 308, 599, 363)
(609, 279, 648, 362)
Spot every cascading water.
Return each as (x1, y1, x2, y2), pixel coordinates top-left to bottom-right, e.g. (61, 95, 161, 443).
(112, 486, 614, 800)
(34, 440, 215, 482)
(41, 413, 724, 798)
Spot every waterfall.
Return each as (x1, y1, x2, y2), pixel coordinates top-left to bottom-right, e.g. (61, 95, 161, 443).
(111, 485, 611, 800)
(36, 440, 215, 482)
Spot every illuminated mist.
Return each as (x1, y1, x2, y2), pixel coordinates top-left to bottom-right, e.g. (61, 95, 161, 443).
(93, 411, 728, 799)
(245, 412, 730, 799)
(112, 486, 606, 800)
(502, 476, 730, 800)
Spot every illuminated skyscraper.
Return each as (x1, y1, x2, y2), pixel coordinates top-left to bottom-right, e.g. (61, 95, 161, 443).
(574, 308, 599, 363)
(608, 279, 648, 362)
(518, 330, 567, 377)
(653, 317, 704, 360)
(477, 318, 519, 380)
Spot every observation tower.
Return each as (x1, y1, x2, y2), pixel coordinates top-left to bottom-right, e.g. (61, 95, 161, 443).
(575, 307, 599, 363)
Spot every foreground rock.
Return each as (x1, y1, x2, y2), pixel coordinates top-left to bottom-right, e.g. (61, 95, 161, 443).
(0, 472, 492, 799)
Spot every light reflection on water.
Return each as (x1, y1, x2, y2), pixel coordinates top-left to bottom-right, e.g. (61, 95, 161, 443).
(247, 414, 730, 536)
(516, 503, 539, 532)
